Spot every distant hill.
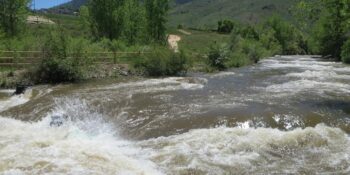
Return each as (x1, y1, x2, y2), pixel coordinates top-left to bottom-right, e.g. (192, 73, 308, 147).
(50, 0, 298, 28)
(56, 0, 86, 11)
(169, 0, 298, 28)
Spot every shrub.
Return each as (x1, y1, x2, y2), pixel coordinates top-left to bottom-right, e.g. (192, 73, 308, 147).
(36, 30, 92, 83)
(207, 43, 229, 70)
(262, 16, 307, 55)
(217, 20, 235, 34)
(341, 39, 350, 64)
(135, 47, 188, 76)
(259, 29, 282, 55)
(239, 25, 259, 40)
(225, 52, 250, 68)
(241, 40, 267, 63)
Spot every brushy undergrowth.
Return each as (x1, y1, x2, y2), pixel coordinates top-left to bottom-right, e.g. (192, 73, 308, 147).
(134, 46, 189, 76)
(35, 30, 95, 83)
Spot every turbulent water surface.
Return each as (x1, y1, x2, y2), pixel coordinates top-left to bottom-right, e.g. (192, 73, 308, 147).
(0, 56, 350, 174)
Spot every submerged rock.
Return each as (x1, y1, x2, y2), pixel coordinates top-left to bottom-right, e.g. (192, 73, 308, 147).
(50, 115, 68, 127)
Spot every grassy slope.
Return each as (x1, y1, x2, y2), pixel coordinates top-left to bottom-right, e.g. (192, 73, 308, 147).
(168, 0, 298, 28)
(169, 28, 230, 65)
(54, 0, 298, 29)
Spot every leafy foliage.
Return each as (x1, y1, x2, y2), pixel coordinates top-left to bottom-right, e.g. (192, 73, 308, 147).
(262, 16, 307, 55)
(207, 43, 229, 70)
(135, 47, 189, 76)
(36, 29, 92, 83)
(88, 0, 125, 40)
(294, 0, 350, 61)
(87, 0, 168, 44)
(145, 0, 169, 42)
(217, 20, 235, 34)
(0, 0, 29, 37)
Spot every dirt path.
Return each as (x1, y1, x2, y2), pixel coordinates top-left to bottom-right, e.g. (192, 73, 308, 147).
(27, 16, 55, 25)
(178, 29, 192, 35)
(168, 34, 181, 53)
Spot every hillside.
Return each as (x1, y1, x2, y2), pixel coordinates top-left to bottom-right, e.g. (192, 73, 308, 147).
(169, 0, 298, 28)
(52, 0, 298, 28)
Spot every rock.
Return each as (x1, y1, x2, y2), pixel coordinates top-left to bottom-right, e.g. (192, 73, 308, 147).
(14, 85, 27, 95)
(50, 115, 68, 127)
(120, 70, 129, 76)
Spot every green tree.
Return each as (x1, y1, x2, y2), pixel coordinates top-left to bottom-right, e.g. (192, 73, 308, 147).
(88, 0, 125, 40)
(217, 20, 235, 34)
(295, 0, 350, 59)
(317, 0, 349, 59)
(122, 0, 146, 44)
(145, 0, 169, 42)
(36, 28, 95, 83)
(79, 5, 91, 36)
(0, 0, 30, 37)
(262, 16, 306, 54)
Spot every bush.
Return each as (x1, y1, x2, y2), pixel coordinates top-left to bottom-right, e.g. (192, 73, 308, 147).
(207, 43, 229, 70)
(262, 16, 306, 55)
(36, 30, 92, 83)
(259, 29, 282, 55)
(225, 52, 250, 68)
(217, 20, 235, 34)
(135, 47, 189, 76)
(341, 39, 350, 64)
(240, 39, 268, 63)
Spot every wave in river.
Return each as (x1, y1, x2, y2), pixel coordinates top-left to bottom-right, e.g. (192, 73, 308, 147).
(139, 124, 350, 174)
(0, 113, 349, 174)
(0, 109, 162, 175)
(92, 77, 208, 94)
(0, 89, 32, 112)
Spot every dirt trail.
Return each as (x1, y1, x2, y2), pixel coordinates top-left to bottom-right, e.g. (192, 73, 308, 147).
(27, 16, 55, 25)
(178, 29, 192, 35)
(168, 35, 181, 53)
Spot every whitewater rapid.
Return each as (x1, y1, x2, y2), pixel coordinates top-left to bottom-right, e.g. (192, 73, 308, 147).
(0, 114, 349, 174)
(0, 56, 350, 174)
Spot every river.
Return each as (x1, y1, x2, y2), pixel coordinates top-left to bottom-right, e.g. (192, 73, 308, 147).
(0, 56, 349, 174)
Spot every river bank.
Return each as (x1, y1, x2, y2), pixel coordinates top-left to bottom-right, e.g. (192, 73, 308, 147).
(0, 63, 136, 89)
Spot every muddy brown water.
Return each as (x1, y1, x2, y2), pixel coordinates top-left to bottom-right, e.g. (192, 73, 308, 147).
(0, 56, 349, 174)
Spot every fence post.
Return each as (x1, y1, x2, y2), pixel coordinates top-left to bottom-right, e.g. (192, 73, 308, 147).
(113, 52, 117, 64)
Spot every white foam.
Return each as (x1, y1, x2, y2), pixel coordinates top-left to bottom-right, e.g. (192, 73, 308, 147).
(209, 72, 236, 78)
(265, 79, 350, 95)
(0, 89, 15, 94)
(139, 125, 350, 174)
(286, 70, 350, 81)
(0, 98, 163, 175)
(0, 89, 32, 112)
(260, 58, 350, 73)
(95, 77, 207, 94)
(1, 101, 349, 174)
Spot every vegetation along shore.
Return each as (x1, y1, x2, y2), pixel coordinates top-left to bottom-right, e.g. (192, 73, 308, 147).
(0, 0, 349, 89)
